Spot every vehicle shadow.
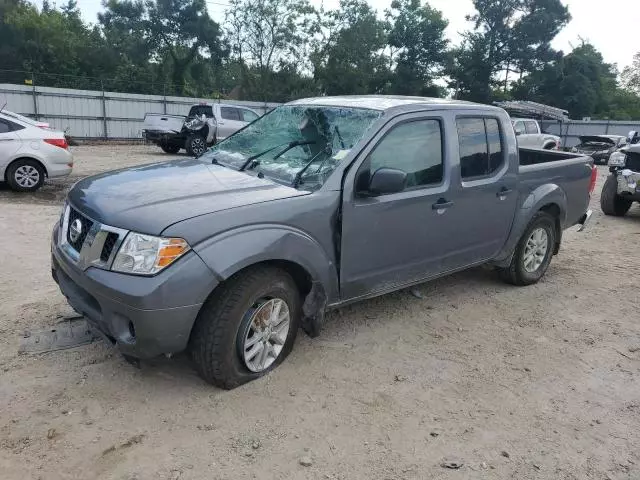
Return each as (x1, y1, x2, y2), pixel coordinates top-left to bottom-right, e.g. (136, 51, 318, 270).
(0, 177, 75, 205)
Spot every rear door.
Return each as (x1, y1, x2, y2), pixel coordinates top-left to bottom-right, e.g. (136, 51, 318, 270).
(442, 116, 518, 268)
(0, 118, 22, 171)
(340, 112, 460, 300)
(217, 106, 245, 139)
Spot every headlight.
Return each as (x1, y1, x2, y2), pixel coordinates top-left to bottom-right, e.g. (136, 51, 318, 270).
(112, 232, 190, 275)
(608, 152, 627, 167)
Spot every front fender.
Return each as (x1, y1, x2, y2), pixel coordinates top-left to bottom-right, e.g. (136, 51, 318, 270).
(193, 224, 339, 302)
(492, 184, 567, 265)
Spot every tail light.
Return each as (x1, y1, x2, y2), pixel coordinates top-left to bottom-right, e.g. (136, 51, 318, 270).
(588, 165, 597, 195)
(44, 138, 68, 149)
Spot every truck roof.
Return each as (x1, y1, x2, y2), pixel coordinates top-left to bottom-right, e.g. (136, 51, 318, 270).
(288, 95, 503, 114)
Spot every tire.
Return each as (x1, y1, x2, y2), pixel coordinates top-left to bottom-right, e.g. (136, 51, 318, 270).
(600, 174, 632, 217)
(6, 159, 45, 192)
(160, 142, 180, 154)
(500, 211, 557, 286)
(189, 267, 301, 389)
(185, 135, 207, 157)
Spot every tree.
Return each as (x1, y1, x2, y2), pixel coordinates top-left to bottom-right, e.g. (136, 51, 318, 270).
(147, 0, 226, 95)
(312, 0, 390, 95)
(622, 52, 640, 95)
(224, 0, 318, 100)
(385, 0, 449, 96)
(511, 42, 635, 119)
(449, 0, 570, 103)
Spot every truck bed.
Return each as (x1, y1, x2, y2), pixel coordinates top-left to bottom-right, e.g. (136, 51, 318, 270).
(519, 148, 585, 166)
(518, 148, 593, 230)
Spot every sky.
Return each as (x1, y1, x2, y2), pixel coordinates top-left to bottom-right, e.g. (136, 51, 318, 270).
(33, 0, 638, 71)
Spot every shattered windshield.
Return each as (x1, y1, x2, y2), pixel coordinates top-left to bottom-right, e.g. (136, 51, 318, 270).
(205, 105, 382, 188)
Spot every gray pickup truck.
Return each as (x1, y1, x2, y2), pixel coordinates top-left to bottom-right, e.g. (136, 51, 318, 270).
(51, 96, 595, 389)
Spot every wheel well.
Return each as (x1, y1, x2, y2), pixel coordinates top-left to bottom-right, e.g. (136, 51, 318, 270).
(221, 260, 313, 298)
(543, 142, 556, 150)
(4, 157, 48, 181)
(540, 203, 562, 254)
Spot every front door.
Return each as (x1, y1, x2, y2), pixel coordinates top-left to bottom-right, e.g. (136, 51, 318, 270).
(340, 114, 459, 301)
(218, 106, 245, 140)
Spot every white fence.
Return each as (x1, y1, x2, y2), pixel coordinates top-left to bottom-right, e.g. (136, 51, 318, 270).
(540, 119, 640, 148)
(0, 83, 279, 140)
(3, 82, 639, 145)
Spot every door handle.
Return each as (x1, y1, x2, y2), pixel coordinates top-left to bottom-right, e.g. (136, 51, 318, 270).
(497, 188, 513, 198)
(432, 199, 454, 212)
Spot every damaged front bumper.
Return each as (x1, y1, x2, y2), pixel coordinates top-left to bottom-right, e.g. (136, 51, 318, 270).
(616, 169, 640, 195)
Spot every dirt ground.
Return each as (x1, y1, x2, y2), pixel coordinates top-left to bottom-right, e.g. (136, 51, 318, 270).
(1, 145, 639, 480)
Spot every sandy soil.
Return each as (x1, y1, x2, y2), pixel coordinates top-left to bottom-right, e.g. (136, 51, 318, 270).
(1, 145, 639, 480)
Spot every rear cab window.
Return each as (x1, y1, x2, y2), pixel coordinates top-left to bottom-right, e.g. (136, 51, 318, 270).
(188, 105, 214, 118)
(457, 117, 505, 180)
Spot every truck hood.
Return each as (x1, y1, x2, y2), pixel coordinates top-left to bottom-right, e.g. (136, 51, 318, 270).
(68, 158, 309, 235)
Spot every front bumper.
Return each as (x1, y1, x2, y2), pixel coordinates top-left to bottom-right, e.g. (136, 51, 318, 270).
(615, 169, 640, 196)
(51, 224, 219, 358)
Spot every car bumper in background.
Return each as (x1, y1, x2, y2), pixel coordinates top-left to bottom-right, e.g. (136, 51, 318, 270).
(616, 169, 640, 196)
(51, 225, 218, 359)
(43, 145, 74, 178)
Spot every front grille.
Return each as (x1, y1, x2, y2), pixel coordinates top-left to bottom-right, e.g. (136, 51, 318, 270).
(100, 232, 119, 262)
(626, 152, 640, 172)
(67, 208, 93, 252)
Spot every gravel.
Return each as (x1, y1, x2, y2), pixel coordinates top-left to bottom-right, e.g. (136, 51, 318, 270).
(1, 146, 639, 479)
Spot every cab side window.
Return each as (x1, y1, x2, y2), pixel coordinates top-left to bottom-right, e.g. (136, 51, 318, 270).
(0, 120, 10, 133)
(220, 107, 242, 121)
(241, 109, 259, 122)
(457, 117, 504, 179)
(361, 119, 443, 191)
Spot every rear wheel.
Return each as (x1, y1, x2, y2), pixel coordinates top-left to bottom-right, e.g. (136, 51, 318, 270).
(189, 267, 301, 389)
(6, 159, 45, 192)
(160, 142, 181, 154)
(185, 135, 207, 157)
(500, 211, 556, 286)
(600, 174, 632, 216)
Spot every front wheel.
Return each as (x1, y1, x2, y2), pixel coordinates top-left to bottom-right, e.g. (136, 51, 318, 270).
(189, 267, 301, 389)
(500, 212, 557, 286)
(185, 135, 207, 157)
(600, 174, 632, 216)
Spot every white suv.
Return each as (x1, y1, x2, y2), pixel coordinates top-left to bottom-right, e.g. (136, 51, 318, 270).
(0, 110, 73, 192)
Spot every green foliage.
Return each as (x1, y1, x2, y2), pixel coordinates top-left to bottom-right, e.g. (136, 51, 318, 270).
(0, 0, 639, 119)
(385, 0, 449, 95)
(311, 0, 391, 95)
(622, 52, 640, 95)
(512, 42, 639, 120)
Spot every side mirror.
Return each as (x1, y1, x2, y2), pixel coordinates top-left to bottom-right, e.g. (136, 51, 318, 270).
(368, 167, 407, 195)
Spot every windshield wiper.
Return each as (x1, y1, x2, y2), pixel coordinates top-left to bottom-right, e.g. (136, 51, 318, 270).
(291, 149, 330, 189)
(239, 140, 316, 171)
